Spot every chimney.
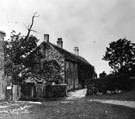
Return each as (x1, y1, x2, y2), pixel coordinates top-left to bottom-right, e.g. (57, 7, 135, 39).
(44, 34, 49, 43)
(57, 38, 63, 48)
(73, 47, 79, 55)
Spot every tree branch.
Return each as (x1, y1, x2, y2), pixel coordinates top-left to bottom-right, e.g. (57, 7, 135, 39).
(24, 12, 39, 41)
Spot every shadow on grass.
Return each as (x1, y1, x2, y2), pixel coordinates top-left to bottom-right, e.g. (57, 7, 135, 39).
(86, 89, 135, 101)
(27, 97, 135, 119)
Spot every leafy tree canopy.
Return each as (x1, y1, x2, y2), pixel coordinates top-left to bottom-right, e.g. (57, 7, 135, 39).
(99, 71, 107, 78)
(103, 38, 135, 76)
(4, 32, 38, 83)
(4, 13, 39, 84)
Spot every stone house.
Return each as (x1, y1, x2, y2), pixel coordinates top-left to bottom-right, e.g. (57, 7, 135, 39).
(25, 34, 94, 93)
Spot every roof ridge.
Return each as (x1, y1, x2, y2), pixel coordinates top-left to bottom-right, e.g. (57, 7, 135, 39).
(49, 42, 75, 55)
(29, 41, 92, 66)
(49, 42, 91, 65)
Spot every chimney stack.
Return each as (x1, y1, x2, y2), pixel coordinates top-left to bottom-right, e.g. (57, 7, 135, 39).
(57, 38, 63, 48)
(44, 34, 49, 43)
(73, 47, 79, 55)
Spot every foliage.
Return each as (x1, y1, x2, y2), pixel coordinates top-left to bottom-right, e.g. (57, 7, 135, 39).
(78, 63, 95, 88)
(99, 71, 107, 78)
(4, 31, 38, 83)
(38, 60, 62, 83)
(46, 84, 67, 98)
(103, 38, 135, 76)
(4, 13, 39, 84)
(86, 74, 132, 95)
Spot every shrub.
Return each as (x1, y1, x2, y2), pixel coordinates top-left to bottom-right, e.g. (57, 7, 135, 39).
(115, 74, 132, 90)
(86, 74, 132, 95)
(46, 84, 67, 98)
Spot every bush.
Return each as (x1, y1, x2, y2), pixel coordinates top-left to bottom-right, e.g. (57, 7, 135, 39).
(106, 74, 131, 91)
(46, 84, 67, 98)
(86, 74, 132, 95)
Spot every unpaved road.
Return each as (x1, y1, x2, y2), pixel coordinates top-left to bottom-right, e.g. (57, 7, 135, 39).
(66, 89, 135, 108)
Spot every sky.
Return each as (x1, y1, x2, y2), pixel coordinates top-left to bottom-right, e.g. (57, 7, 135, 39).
(0, 0, 135, 76)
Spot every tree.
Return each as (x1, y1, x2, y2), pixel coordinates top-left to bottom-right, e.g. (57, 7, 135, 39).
(99, 71, 107, 78)
(4, 13, 39, 84)
(103, 38, 135, 76)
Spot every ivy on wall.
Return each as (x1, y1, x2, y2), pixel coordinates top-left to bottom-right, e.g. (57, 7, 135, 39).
(38, 60, 62, 83)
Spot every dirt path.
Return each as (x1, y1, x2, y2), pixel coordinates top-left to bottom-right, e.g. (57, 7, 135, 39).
(66, 89, 135, 108)
(66, 89, 87, 100)
(88, 99, 135, 109)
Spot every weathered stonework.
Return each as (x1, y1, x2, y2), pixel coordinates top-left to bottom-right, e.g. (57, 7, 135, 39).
(0, 31, 6, 100)
(28, 36, 94, 92)
(65, 60, 78, 90)
(30, 42, 79, 90)
(37, 43, 65, 83)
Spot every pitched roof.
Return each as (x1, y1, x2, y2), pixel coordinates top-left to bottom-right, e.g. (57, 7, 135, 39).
(49, 42, 93, 67)
(30, 41, 93, 67)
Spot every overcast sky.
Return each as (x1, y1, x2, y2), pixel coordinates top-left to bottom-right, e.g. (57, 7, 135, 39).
(0, 0, 135, 76)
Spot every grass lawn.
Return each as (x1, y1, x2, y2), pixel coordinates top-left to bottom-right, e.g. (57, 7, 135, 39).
(86, 89, 135, 101)
(0, 89, 135, 119)
(29, 100, 135, 119)
(0, 98, 135, 119)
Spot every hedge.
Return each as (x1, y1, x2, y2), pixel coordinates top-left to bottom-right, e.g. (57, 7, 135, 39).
(86, 74, 132, 95)
(46, 84, 67, 98)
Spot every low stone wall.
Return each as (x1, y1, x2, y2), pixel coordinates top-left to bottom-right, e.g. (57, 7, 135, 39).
(46, 84, 67, 98)
(0, 80, 7, 100)
(36, 84, 46, 98)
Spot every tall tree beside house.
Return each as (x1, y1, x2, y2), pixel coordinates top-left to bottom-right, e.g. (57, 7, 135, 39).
(4, 32, 38, 83)
(4, 13, 39, 84)
(102, 38, 135, 76)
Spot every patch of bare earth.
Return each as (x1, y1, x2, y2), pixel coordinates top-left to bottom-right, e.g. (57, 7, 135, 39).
(67, 89, 135, 108)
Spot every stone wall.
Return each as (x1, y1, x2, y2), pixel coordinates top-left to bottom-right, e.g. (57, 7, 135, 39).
(36, 83, 46, 98)
(46, 84, 67, 98)
(41, 43, 79, 89)
(31, 42, 79, 90)
(65, 60, 79, 90)
(37, 43, 65, 83)
(0, 31, 6, 100)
